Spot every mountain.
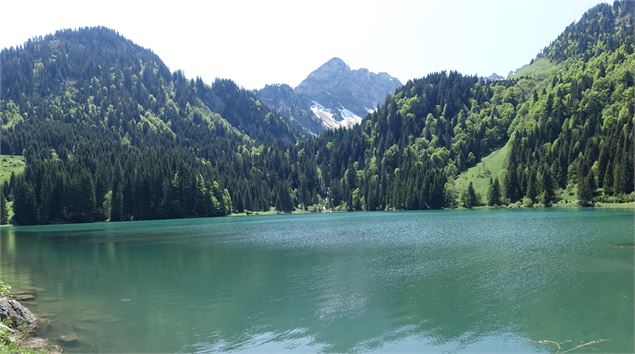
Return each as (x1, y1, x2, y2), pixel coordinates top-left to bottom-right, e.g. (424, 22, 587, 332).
(256, 83, 324, 135)
(306, 0, 634, 210)
(0, 27, 302, 224)
(0, 27, 301, 145)
(256, 57, 402, 134)
(295, 57, 402, 128)
(1, 1, 633, 225)
(279, 0, 633, 211)
(485, 73, 505, 81)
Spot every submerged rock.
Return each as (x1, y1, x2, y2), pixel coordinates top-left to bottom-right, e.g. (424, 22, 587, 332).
(613, 242, 635, 249)
(0, 296, 37, 327)
(11, 290, 35, 296)
(13, 294, 35, 301)
(58, 332, 81, 345)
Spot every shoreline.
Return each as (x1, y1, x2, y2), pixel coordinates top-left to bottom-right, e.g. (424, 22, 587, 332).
(0, 289, 59, 353)
(1, 202, 632, 227)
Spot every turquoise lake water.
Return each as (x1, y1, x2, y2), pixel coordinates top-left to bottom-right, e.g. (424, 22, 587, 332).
(0, 209, 633, 352)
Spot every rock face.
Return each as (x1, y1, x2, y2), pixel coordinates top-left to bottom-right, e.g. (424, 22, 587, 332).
(257, 84, 324, 135)
(256, 57, 401, 133)
(295, 57, 402, 118)
(0, 297, 37, 327)
(484, 73, 505, 81)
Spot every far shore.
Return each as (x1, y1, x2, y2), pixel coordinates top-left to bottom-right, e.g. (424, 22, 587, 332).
(1, 202, 632, 227)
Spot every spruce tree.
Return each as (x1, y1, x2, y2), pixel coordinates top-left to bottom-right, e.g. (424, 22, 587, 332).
(487, 178, 501, 206)
(526, 170, 538, 202)
(13, 179, 38, 225)
(0, 191, 8, 225)
(463, 182, 479, 208)
(540, 170, 556, 207)
(578, 173, 595, 207)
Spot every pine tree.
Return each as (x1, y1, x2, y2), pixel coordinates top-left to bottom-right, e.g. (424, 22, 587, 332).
(540, 170, 556, 207)
(0, 191, 8, 225)
(526, 170, 538, 202)
(110, 163, 124, 221)
(487, 178, 501, 206)
(463, 182, 479, 208)
(578, 173, 595, 207)
(13, 178, 38, 225)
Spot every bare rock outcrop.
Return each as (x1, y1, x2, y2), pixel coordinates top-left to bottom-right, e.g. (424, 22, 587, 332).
(0, 296, 37, 328)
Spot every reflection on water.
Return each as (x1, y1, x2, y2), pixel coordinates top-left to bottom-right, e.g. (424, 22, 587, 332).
(0, 209, 633, 353)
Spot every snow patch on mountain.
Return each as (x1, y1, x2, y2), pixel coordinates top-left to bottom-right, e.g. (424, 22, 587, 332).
(309, 101, 362, 129)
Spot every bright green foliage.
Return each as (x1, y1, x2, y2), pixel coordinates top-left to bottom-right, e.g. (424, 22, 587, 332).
(0, 280, 10, 296)
(512, 58, 558, 81)
(503, 1, 634, 205)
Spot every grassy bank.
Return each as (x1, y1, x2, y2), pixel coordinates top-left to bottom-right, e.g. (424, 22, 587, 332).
(0, 341, 44, 354)
(230, 209, 312, 217)
(586, 201, 635, 209)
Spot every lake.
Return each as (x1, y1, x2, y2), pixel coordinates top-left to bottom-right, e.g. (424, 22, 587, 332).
(0, 209, 633, 353)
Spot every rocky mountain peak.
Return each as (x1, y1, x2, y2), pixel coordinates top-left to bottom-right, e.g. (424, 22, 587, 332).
(295, 58, 401, 118)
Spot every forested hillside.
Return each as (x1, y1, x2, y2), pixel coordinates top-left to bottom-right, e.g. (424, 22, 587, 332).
(0, 27, 301, 224)
(285, 0, 633, 210)
(0, 1, 632, 225)
(503, 1, 634, 206)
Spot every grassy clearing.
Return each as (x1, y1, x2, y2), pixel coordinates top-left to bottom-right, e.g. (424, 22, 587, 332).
(512, 57, 558, 81)
(455, 144, 509, 199)
(0, 155, 25, 184)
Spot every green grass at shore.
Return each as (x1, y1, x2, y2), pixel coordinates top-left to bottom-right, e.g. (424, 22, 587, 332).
(0, 341, 45, 354)
(231, 209, 313, 217)
(592, 201, 635, 209)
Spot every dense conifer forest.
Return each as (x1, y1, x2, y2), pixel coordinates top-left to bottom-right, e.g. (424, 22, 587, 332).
(0, 1, 632, 225)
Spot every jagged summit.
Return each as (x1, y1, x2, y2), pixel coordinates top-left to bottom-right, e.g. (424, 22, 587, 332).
(313, 57, 350, 73)
(256, 57, 401, 133)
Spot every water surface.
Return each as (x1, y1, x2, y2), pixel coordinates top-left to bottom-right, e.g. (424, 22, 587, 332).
(0, 209, 633, 352)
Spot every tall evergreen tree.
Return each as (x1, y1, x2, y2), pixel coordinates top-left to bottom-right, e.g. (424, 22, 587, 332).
(0, 191, 8, 225)
(540, 170, 556, 207)
(487, 178, 501, 206)
(463, 182, 480, 208)
(577, 173, 595, 207)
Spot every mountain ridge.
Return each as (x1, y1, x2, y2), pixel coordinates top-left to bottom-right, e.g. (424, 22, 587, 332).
(294, 56, 402, 118)
(256, 57, 402, 134)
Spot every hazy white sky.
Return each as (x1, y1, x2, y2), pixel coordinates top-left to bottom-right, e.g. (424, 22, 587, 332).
(2, 0, 606, 89)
